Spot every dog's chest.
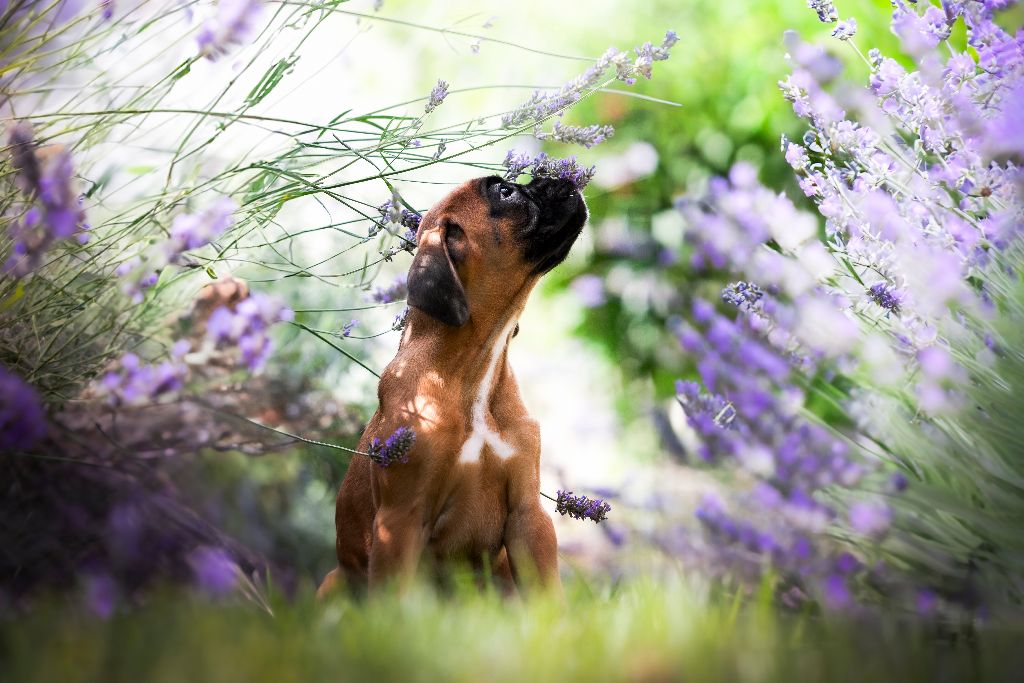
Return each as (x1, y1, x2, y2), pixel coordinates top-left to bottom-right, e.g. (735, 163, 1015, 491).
(457, 319, 520, 464)
(427, 462, 508, 556)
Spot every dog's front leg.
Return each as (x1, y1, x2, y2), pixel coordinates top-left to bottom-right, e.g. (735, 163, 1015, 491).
(368, 504, 426, 591)
(503, 502, 562, 594)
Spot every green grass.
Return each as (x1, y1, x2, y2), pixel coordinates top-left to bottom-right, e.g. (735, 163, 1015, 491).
(4, 576, 1022, 683)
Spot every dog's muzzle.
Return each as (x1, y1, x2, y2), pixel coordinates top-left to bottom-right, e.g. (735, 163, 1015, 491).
(519, 177, 588, 274)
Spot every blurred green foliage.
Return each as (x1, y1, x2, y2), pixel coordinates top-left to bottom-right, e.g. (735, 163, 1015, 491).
(539, 1, 906, 412)
(5, 576, 1022, 683)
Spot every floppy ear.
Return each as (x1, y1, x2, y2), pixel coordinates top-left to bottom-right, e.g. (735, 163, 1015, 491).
(407, 224, 470, 327)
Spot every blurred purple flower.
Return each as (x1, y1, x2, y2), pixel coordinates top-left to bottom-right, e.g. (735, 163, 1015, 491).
(984, 79, 1024, 163)
(916, 588, 938, 617)
(166, 196, 237, 259)
(0, 365, 47, 451)
(115, 257, 161, 304)
(369, 273, 408, 304)
(188, 546, 239, 597)
(207, 292, 293, 371)
(342, 319, 358, 337)
(98, 342, 190, 407)
(570, 274, 606, 307)
(555, 490, 611, 523)
(822, 574, 852, 609)
(917, 346, 955, 379)
(4, 123, 89, 277)
(197, 0, 264, 60)
(848, 500, 892, 537)
(82, 572, 117, 619)
(367, 426, 416, 467)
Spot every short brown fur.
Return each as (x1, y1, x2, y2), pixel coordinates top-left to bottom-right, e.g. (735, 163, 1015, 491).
(318, 178, 568, 597)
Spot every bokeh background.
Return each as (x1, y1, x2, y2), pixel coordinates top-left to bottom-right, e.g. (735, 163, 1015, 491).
(4, 0, 1024, 680)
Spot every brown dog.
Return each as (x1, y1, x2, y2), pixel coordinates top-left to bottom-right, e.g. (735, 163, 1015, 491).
(318, 175, 587, 596)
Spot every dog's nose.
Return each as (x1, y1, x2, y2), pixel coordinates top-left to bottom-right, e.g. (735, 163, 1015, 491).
(525, 177, 579, 210)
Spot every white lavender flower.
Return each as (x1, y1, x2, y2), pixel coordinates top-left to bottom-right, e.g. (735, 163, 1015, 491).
(540, 121, 615, 149)
(831, 18, 857, 41)
(807, 0, 838, 24)
(424, 79, 449, 114)
(391, 307, 409, 331)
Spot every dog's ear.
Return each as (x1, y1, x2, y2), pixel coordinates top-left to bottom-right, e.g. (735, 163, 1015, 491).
(407, 223, 470, 327)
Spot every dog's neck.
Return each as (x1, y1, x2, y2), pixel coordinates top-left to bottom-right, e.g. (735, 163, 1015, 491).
(390, 284, 535, 413)
(399, 303, 522, 372)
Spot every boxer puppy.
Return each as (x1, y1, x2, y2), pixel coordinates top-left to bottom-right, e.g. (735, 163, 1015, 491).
(318, 175, 587, 596)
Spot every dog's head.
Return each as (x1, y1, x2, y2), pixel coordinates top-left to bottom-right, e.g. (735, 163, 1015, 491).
(407, 176, 588, 327)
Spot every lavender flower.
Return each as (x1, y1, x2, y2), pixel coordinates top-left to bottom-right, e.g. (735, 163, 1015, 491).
(652, 0, 1024, 613)
(501, 150, 596, 190)
(367, 426, 416, 467)
(867, 282, 902, 316)
(1, 365, 47, 451)
(376, 200, 422, 233)
(188, 546, 239, 597)
(98, 341, 190, 407)
(206, 292, 294, 371)
(501, 30, 678, 129)
(722, 281, 764, 311)
(807, 0, 838, 24)
(342, 319, 358, 337)
(540, 121, 615, 149)
(197, 0, 265, 60)
(831, 18, 857, 41)
(633, 35, 674, 80)
(401, 228, 418, 251)
(391, 307, 409, 331)
(369, 273, 408, 304)
(502, 150, 534, 180)
(555, 490, 612, 523)
(424, 79, 449, 114)
(4, 123, 88, 277)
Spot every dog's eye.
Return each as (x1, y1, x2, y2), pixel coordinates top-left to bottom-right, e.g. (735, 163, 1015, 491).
(499, 184, 515, 200)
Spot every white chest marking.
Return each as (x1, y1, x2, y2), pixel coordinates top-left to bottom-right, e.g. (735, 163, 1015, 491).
(458, 319, 517, 464)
